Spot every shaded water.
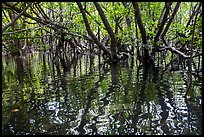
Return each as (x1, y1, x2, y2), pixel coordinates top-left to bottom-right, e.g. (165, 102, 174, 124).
(2, 52, 202, 135)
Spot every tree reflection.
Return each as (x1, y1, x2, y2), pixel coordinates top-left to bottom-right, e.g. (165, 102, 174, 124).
(2, 53, 202, 135)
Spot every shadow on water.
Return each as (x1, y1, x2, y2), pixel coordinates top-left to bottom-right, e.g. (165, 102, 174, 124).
(2, 52, 202, 135)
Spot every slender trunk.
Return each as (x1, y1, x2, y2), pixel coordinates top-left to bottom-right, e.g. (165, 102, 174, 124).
(115, 16, 119, 35)
(157, 4, 165, 28)
(154, 2, 171, 44)
(184, 3, 199, 98)
(93, 2, 118, 60)
(58, 3, 64, 52)
(123, 2, 134, 55)
(76, 2, 111, 58)
(161, 2, 181, 38)
(7, 7, 21, 55)
(132, 2, 147, 45)
(185, 2, 201, 30)
(132, 2, 150, 63)
(73, 38, 83, 52)
(35, 3, 49, 20)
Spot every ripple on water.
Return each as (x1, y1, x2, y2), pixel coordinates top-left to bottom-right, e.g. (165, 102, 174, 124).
(2, 54, 202, 135)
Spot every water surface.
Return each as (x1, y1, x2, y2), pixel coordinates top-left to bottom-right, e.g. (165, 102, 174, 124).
(2, 52, 202, 135)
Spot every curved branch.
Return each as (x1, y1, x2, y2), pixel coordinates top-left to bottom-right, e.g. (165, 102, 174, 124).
(2, 2, 32, 33)
(3, 2, 67, 33)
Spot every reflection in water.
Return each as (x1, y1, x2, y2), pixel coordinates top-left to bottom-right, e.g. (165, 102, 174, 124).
(2, 52, 202, 135)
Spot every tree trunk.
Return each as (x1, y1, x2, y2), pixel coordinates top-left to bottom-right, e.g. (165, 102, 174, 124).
(185, 2, 201, 30)
(161, 2, 181, 38)
(58, 3, 64, 52)
(184, 3, 200, 98)
(123, 2, 134, 55)
(7, 7, 21, 56)
(151, 2, 171, 57)
(93, 2, 118, 61)
(132, 2, 151, 64)
(154, 2, 171, 44)
(76, 2, 111, 58)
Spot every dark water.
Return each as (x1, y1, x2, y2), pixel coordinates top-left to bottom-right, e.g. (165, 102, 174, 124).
(2, 52, 202, 135)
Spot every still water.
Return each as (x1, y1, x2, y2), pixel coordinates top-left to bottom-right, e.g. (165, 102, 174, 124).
(2, 52, 202, 135)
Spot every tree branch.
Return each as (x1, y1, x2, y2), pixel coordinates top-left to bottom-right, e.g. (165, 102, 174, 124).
(2, 23, 51, 35)
(161, 2, 181, 38)
(2, 2, 32, 33)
